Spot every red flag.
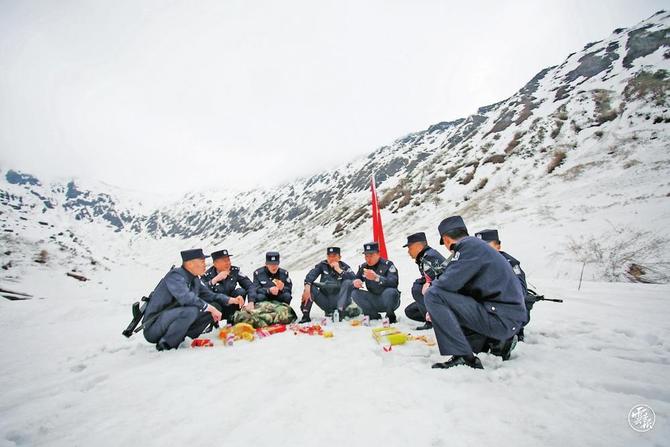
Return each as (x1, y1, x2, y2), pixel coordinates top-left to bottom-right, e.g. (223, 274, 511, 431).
(370, 175, 388, 259)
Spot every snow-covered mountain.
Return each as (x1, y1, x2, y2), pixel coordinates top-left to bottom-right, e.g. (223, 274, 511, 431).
(2, 10, 670, 284)
(1, 11, 670, 447)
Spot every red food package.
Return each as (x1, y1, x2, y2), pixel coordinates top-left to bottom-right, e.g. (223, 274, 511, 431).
(266, 324, 287, 334)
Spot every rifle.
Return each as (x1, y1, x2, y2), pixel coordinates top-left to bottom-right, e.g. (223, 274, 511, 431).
(527, 289, 563, 303)
(122, 265, 178, 338)
(122, 294, 152, 338)
(534, 296, 564, 303)
(122, 295, 180, 337)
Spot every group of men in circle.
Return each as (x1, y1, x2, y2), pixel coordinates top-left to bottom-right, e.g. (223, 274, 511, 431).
(141, 214, 530, 370)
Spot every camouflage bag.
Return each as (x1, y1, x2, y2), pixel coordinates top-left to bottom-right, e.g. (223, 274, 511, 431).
(232, 301, 297, 328)
(343, 303, 362, 318)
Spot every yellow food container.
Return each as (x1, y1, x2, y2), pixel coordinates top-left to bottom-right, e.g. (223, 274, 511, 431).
(386, 333, 408, 345)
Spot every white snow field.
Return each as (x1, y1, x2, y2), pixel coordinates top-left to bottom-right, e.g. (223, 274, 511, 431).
(1, 10, 670, 447)
(1, 257, 668, 447)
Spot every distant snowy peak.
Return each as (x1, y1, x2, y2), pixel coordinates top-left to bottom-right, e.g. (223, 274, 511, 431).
(2, 10, 670, 276)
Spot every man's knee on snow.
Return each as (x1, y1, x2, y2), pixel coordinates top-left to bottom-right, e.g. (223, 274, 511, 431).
(424, 288, 440, 308)
(404, 302, 422, 320)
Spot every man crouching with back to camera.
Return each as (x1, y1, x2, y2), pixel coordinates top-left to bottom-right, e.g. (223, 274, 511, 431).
(424, 216, 527, 370)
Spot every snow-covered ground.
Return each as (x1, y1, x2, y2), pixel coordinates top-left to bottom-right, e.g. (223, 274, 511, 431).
(1, 10, 669, 447)
(1, 254, 668, 446)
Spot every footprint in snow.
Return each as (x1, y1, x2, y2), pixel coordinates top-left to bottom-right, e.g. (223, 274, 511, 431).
(4, 430, 30, 446)
(80, 374, 109, 392)
(70, 363, 87, 373)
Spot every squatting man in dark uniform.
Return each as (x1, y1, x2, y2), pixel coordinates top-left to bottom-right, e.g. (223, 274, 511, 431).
(143, 249, 245, 351)
(202, 249, 254, 321)
(424, 216, 527, 370)
(474, 229, 532, 341)
(403, 232, 449, 331)
(300, 246, 356, 323)
(249, 251, 293, 306)
(351, 242, 401, 323)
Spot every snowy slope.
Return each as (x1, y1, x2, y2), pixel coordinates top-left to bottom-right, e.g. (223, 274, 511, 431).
(1, 9, 670, 447)
(0, 264, 668, 446)
(2, 11, 670, 286)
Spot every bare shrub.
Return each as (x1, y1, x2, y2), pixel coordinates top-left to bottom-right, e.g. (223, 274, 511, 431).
(547, 150, 567, 173)
(556, 107, 569, 121)
(593, 89, 618, 124)
(623, 159, 641, 169)
(460, 170, 475, 185)
(473, 177, 488, 192)
(505, 132, 524, 154)
(428, 175, 447, 194)
(550, 120, 564, 139)
(34, 249, 48, 264)
(332, 222, 345, 237)
(483, 154, 506, 165)
(623, 69, 670, 106)
(567, 224, 670, 283)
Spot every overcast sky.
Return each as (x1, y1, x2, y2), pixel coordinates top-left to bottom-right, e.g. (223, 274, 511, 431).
(0, 0, 667, 194)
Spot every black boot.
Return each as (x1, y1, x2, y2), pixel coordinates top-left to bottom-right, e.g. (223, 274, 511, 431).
(387, 312, 397, 324)
(501, 335, 518, 361)
(490, 335, 518, 361)
(415, 321, 433, 331)
(432, 355, 483, 370)
(517, 328, 525, 342)
(155, 340, 172, 351)
(299, 314, 311, 324)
